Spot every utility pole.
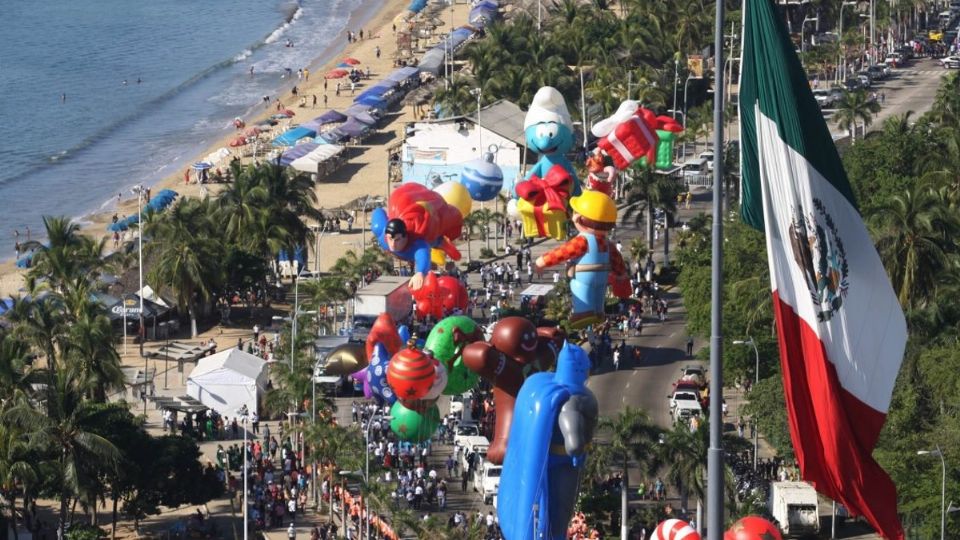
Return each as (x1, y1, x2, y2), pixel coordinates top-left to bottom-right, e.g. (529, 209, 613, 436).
(707, 0, 727, 532)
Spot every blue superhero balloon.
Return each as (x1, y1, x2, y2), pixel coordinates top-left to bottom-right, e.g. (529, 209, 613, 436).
(398, 325, 412, 344)
(367, 343, 397, 406)
(498, 342, 598, 540)
(522, 86, 581, 197)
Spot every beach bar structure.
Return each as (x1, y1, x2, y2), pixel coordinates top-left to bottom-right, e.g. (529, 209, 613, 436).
(401, 99, 529, 193)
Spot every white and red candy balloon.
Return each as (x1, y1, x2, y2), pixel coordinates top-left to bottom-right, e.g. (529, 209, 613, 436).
(651, 519, 700, 540)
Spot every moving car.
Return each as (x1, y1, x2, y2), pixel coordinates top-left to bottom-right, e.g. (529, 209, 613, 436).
(473, 461, 503, 504)
(941, 55, 960, 68)
(813, 89, 836, 108)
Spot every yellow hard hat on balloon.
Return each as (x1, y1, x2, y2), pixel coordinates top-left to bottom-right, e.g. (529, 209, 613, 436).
(569, 191, 617, 225)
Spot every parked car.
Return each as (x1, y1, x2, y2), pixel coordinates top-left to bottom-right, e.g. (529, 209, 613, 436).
(813, 89, 836, 108)
(867, 65, 887, 80)
(844, 78, 864, 91)
(698, 150, 714, 171)
(941, 55, 960, 68)
(885, 53, 904, 66)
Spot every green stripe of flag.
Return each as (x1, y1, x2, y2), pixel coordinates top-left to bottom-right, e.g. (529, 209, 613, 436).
(739, 0, 859, 231)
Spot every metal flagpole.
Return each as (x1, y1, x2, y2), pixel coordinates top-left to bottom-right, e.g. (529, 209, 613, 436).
(707, 0, 726, 533)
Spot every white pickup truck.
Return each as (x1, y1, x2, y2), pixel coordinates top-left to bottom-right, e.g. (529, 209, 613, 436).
(473, 460, 502, 504)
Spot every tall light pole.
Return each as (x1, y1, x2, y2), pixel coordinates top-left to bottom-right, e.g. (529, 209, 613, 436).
(733, 338, 760, 470)
(838, 2, 858, 84)
(707, 0, 727, 529)
(238, 405, 250, 540)
(917, 445, 946, 540)
(470, 88, 482, 153)
(672, 58, 680, 119)
(131, 185, 146, 358)
(364, 414, 391, 540)
(801, 17, 818, 53)
(870, 0, 876, 62)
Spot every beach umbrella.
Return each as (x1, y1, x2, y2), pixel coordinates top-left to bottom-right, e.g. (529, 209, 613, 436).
(281, 109, 296, 117)
(229, 136, 248, 147)
(107, 222, 128, 232)
(343, 58, 361, 65)
(192, 162, 212, 170)
(325, 69, 349, 79)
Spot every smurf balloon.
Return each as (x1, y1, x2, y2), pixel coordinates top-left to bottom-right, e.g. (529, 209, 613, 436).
(460, 151, 504, 201)
(367, 343, 396, 405)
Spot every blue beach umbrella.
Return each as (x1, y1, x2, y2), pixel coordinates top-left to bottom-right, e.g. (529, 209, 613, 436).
(192, 162, 212, 170)
(107, 222, 128, 232)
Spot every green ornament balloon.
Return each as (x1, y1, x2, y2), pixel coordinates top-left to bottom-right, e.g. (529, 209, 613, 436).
(424, 315, 482, 395)
(390, 401, 441, 443)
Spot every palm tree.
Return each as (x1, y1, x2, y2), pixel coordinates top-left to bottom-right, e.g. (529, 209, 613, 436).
(146, 197, 224, 337)
(661, 420, 708, 517)
(468, 208, 497, 252)
(462, 212, 484, 263)
(621, 166, 681, 251)
(597, 407, 662, 538)
(24, 217, 106, 294)
(5, 368, 121, 540)
(834, 90, 881, 141)
(434, 77, 478, 118)
(301, 277, 352, 335)
(218, 166, 270, 252)
(871, 187, 960, 309)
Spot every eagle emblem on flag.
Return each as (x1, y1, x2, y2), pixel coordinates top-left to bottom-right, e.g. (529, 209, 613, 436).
(788, 198, 849, 322)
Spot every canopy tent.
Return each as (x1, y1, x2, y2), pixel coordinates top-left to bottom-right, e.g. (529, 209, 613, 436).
(186, 348, 267, 416)
(279, 142, 320, 166)
(344, 104, 381, 118)
(300, 111, 348, 132)
(418, 48, 446, 75)
(469, 6, 498, 27)
(356, 83, 396, 102)
(273, 126, 317, 147)
(201, 148, 231, 166)
(384, 66, 420, 84)
(351, 111, 378, 126)
(339, 118, 371, 139)
(0, 298, 13, 316)
(101, 293, 169, 321)
(137, 285, 171, 308)
(318, 129, 348, 144)
(290, 145, 345, 173)
(145, 189, 178, 212)
(354, 95, 387, 110)
(408, 0, 428, 13)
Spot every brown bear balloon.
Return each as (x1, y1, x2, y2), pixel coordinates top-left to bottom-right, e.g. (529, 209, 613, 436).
(462, 316, 565, 464)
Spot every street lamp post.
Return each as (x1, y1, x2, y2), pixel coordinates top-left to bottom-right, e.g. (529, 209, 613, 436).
(917, 445, 946, 540)
(470, 88, 482, 153)
(801, 17, 819, 53)
(733, 338, 760, 470)
(238, 405, 250, 540)
(132, 185, 148, 415)
(672, 59, 680, 120)
(838, 2, 858, 84)
(363, 414, 390, 540)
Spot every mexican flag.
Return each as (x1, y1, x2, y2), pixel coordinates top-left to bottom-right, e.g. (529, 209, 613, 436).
(739, 1, 907, 539)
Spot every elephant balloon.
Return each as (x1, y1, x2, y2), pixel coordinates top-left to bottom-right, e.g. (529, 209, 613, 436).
(497, 342, 598, 540)
(462, 317, 564, 464)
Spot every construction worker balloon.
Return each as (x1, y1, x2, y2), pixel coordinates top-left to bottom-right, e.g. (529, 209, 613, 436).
(535, 191, 631, 329)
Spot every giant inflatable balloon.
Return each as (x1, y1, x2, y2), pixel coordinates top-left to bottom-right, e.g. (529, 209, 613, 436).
(460, 151, 504, 201)
(370, 183, 464, 290)
(411, 272, 469, 320)
(585, 150, 616, 197)
(434, 180, 473, 217)
(652, 519, 700, 540)
(517, 86, 580, 240)
(462, 317, 564, 464)
(534, 191, 631, 329)
(423, 315, 483, 395)
(322, 343, 367, 375)
(591, 100, 683, 172)
(366, 343, 396, 405)
(723, 516, 782, 540)
(389, 401, 441, 443)
(497, 342, 598, 540)
(386, 348, 437, 402)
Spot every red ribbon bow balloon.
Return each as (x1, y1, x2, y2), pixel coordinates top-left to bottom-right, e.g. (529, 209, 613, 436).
(515, 164, 571, 212)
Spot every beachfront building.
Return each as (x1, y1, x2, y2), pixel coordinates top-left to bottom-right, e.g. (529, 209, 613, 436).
(400, 100, 531, 194)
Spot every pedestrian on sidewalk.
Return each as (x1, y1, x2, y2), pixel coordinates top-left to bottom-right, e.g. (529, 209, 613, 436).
(288, 522, 297, 540)
(686, 336, 694, 356)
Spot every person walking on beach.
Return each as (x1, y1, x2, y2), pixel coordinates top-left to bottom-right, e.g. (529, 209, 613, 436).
(375, 46, 381, 59)
(350, 81, 355, 95)
(323, 94, 328, 107)
(359, 29, 364, 40)
(312, 95, 317, 108)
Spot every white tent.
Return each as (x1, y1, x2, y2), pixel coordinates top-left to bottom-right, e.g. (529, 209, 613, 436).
(186, 348, 268, 416)
(290, 144, 344, 173)
(136, 285, 170, 308)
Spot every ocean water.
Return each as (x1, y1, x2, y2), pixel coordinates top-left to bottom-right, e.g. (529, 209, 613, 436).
(0, 0, 382, 255)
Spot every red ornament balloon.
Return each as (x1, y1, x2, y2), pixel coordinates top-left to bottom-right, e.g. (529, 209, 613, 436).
(386, 348, 437, 401)
(651, 519, 700, 540)
(437, 275, 468, 313)
(723, 516, 782, 540)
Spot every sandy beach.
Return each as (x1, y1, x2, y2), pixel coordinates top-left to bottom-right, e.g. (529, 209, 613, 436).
(0, 0, 474, 299)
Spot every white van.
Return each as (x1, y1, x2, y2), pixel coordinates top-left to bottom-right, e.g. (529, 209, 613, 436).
(457, 435, 490, 472)
(473, 460, 503, 504)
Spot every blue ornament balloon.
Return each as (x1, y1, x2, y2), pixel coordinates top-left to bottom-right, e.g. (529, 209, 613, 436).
(460, 151, 504, 201)
(368, 343, 397, 406)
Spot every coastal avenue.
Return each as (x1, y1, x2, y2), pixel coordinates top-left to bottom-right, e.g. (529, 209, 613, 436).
(588, 57, 948, 430)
